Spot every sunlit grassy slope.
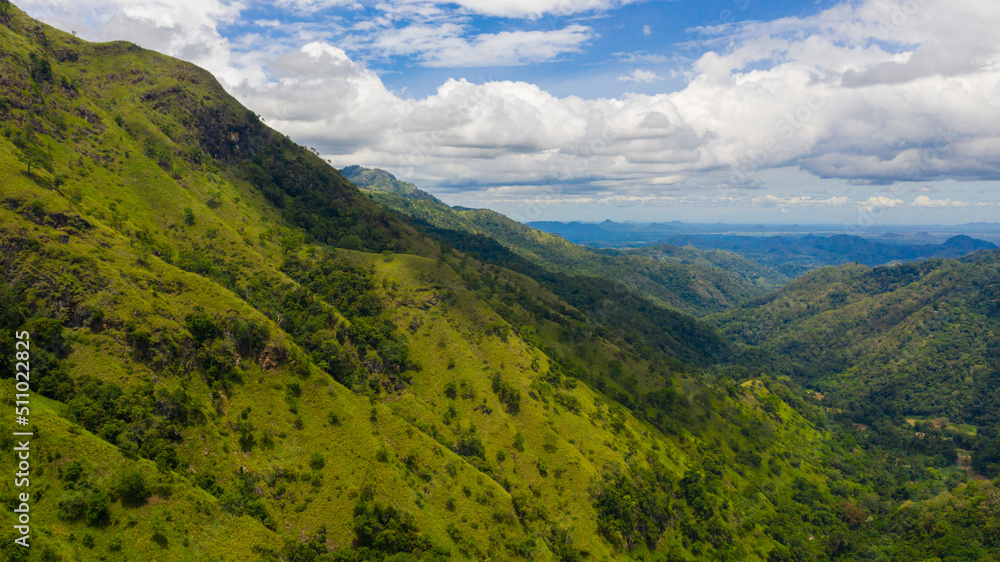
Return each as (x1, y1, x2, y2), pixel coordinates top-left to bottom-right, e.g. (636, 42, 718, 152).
(2, 3, 998, 561)
(351, 179, 786, 317)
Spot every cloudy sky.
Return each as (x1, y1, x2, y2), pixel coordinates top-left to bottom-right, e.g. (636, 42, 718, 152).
(20, 0, 1000, 224)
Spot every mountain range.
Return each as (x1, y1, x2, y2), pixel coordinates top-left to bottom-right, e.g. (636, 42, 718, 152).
(2, 4, 999, 561)
(529, 220, 999, 277)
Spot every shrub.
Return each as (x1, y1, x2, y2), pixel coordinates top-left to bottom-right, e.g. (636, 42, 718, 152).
(58, 487, 111, 526)
(352, 500, 433, 554)
(310, 453, 325, 471)
(453, 430, 486, 460)
(513, 431, 525, 452)
(116, 469, 150, 506)
(185, 310, 217, 345)
(491, 374, 521, 414)
(63, 461, 83, 482)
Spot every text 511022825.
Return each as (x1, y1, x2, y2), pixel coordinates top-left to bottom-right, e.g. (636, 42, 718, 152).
(12, 330, 33, 549)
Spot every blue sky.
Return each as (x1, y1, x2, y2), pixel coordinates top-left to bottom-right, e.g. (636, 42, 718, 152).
(222, 0, 839, 98)
(20, 0, 1000, 224)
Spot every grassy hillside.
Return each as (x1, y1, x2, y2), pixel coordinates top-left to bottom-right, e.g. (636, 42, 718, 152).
(352, 182, 785, 317)
(354, 189, 736, 370)
(0, 5, 816, 559)
(2, 3, 999, 561)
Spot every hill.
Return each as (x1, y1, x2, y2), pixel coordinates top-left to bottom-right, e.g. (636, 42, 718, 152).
(1, 3, 999, 561)
(528, 220, 998, 277)
(342, 165, 445, 205)
(666, 233, 998, 277)
(0, 5, 825, 559)
(350, 174, 786, 316)
(713, 252, 1000, 478)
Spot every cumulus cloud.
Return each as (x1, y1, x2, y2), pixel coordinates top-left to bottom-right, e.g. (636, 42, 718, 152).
(617, 69, 659, 83)
(911, 196, 971, 208)
(16, 0, 1000, 208)
(752, 194, 852, 207)
(858, 196, 904, 212)
(19, 0, 240, 70)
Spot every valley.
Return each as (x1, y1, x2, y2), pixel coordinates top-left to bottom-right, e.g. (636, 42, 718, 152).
(1, 4, 999, 561)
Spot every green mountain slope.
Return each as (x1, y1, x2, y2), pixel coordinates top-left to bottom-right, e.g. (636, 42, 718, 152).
(350, 176, 785, 316)
(0, 6, 814, 559)
(602, 243, 790, 291)
(713, 253, 1000, 476)
(351, 185, 735, 370)
(342, 166, 445, 205)
(1, 4, 999, 561)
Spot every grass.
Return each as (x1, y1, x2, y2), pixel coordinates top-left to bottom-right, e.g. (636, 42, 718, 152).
(3, 3, 990, 560)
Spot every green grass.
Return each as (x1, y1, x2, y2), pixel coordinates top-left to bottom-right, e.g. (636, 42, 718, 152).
(3, 3, 999, 560)
(359, 187, 786, 317)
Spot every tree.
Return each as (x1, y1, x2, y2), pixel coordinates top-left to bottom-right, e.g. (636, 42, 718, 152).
(17, 143, 52, 175)
(29, 53, 53, 83)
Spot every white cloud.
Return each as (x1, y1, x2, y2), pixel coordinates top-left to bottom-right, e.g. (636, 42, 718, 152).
(613, 51, 670, 64)
(642, 24, 650, 36)
(911, 195, 971, 208)
(371, 24, 595, 66)
(436, 0, 633, 19)
(16, 0, 1000, 209)
(752, 194, 852, 207)
(617, 69, 659, 83)
(237, 41, 405, 147)
(277, 0, 635, 19)
(858, 196, 904, 212)
(275, 0, 360, 10)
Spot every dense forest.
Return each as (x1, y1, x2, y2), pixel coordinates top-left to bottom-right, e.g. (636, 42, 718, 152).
(1, 3, 999, 561)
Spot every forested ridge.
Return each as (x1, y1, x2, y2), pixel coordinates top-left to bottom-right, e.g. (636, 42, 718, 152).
(1, 2, 999, 560)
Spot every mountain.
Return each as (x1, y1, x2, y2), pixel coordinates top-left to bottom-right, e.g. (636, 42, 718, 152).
(2, 4, 999, 561)
(599, 243, 790, 290)
(342, 165, 445, 205)
(713, 251, 1000, 477)
(942, 234, 996, 253)
(529, 220, 998, 277)
(526, 220, 680, 247)
(665, 233, 998, 277)
(352, 176, 787, 316)
(0, 6, 818, 559)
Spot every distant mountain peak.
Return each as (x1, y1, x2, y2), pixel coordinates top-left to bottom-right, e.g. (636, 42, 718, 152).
(944, 234, 997, 250)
